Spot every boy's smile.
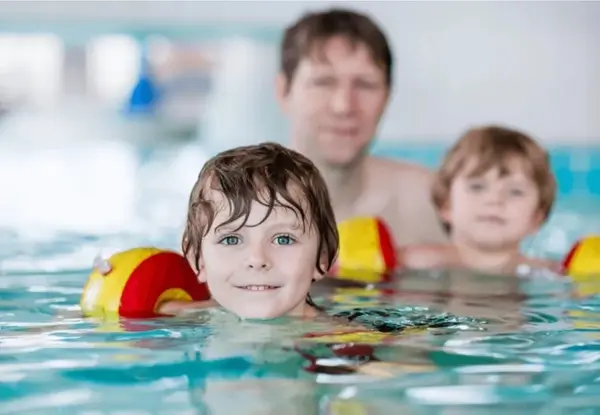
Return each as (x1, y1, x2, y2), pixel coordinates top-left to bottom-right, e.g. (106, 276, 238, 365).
(196, 189, 326, 319)
(444, 157, 544, 250)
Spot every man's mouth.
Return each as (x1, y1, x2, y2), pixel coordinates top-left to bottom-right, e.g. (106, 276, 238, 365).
(326, 126, 359, 137)
(235, 285, 281, 292)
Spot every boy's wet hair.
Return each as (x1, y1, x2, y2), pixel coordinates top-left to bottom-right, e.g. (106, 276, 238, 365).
(432, 125, 556, 231)
(182, 141, 339, 280)
(280, 8, 393, 91)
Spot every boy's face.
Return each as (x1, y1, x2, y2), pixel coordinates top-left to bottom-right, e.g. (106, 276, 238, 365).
(276, 36, 389, 167)
(196, 190, 325, 319)
(441, 157, 545, 250)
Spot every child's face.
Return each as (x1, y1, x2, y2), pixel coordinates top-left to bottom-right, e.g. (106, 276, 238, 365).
(441, 158, 544, 250)
(196, 190, 325, 320)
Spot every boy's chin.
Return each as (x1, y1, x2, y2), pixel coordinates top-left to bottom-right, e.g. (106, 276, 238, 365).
(472, 237, 523, 251)
(227, 305, 288, 321)
(226, 302, 310, 321)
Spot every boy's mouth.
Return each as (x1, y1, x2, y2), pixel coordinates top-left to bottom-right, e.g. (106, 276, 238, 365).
(477, 215, 506, 225)
(235, 285, 281, 292)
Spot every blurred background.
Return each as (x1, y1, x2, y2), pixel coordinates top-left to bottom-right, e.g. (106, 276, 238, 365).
(0, 1, 598, 271)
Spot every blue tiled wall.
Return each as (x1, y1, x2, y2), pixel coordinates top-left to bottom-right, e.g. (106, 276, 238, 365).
(370, 142, 600, 198)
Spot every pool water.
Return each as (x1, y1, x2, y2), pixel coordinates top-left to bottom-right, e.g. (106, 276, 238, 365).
(1, 139, 600, 413)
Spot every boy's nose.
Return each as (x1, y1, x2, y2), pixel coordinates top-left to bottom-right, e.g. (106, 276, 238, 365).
(245, 247, 272, 271)
(484, 190, 505, 205)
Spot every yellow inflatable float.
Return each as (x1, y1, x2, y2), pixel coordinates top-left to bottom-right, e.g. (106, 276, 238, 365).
(80, 247, 211, 319)
(562, 235, 600, 298)
(562, 235, 600, 277)
(330, 216, 398, 284)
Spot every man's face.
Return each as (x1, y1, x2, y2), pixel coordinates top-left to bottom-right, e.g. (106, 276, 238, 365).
(277, 36, 390, 167)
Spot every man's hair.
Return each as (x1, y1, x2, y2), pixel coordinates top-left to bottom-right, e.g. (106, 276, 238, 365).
(280, 8, 393, 90)
(432, 125, 556, 231)
(182, 142, 339, 277)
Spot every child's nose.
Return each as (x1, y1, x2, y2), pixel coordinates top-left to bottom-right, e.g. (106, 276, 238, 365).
(484, 189, 505, 205)
(245, 245, 272, 270)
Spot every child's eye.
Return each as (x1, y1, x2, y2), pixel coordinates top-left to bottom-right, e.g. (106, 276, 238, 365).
(509, 188, 525, 196)
(274, 234, 295, 245)
(468, 182, 485, 191)
(219, 235, 241, 245)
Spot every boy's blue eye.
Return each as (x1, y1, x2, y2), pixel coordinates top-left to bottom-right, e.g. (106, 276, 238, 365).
(219, 235, 240, 245)
(274, 235, 295, 245)
(468, 182, 485, 191)
(509, 188, 525, 196)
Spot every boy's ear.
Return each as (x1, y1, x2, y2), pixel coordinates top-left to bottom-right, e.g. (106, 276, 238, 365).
(312, 254, 331, 281)
(186, 248, 206, 283)
(197, 264, 207, 283)
(438, 201, 452, 225)
(528, 209, 546, 235)
(195, 254, 207, 283)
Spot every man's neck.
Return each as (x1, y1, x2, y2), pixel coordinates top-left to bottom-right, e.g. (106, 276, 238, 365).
(291, 138, 369, 215)
(315, 157, 368, 215)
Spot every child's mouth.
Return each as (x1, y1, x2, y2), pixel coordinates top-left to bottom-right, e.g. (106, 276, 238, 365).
(235, 285, 281, 292)
(477, 215, 506, 225)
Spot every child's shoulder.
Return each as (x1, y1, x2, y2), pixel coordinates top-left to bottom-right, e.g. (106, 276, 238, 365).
(398, 243, 460, 270)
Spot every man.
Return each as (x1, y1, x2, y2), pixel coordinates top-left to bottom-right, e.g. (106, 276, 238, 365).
(275, 8, 447, 247)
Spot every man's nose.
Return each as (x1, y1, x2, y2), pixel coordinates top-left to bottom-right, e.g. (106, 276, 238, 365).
(245, 245, 272, 270)
(330, 85, 356, 116)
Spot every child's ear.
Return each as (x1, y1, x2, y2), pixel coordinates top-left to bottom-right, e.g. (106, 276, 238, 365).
(312, 254, 330, 281)
(195, 256, 207, 283)
(438, 202, 452, 225)
(527, 209, 546, 235)
(186, 248, 207, 283)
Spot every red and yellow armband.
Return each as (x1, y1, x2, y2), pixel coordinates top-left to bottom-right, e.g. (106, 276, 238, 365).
(330, 216, 398, 284)
(80, 247, 210, 319)
(562, 235, 600, 297)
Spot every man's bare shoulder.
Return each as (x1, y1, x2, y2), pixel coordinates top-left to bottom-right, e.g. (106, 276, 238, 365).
(366, 155, 447, 245)
(367, 155, 434, 186)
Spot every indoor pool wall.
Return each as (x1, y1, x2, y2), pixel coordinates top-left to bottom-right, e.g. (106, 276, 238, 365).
(371, 141, 600, 198)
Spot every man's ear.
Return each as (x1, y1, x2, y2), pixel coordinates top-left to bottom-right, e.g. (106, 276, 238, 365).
(274, 72, 290, 113)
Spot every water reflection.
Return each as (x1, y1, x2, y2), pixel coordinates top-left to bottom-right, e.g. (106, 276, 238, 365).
(2, 261, 600, 413)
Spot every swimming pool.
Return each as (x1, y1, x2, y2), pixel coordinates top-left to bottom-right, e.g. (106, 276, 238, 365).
(1, 139, 600, 413)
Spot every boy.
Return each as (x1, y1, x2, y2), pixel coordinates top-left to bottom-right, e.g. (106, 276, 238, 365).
(163, 142, 339, 319)
(399, 125, 559, 274)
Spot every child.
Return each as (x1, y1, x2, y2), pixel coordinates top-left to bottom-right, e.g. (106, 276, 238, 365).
(399, 125, 559, 274)
(84, 142, 487, 381)
(160, 141, 339, 318)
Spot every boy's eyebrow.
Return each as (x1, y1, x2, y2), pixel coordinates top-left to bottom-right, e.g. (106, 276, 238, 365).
(212, 223, 239, 234)
(276, 220, 304, 230)
(213, 219, 305, 233)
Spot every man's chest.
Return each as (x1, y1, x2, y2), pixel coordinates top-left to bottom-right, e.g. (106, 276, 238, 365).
(334, 192, 424, 247)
